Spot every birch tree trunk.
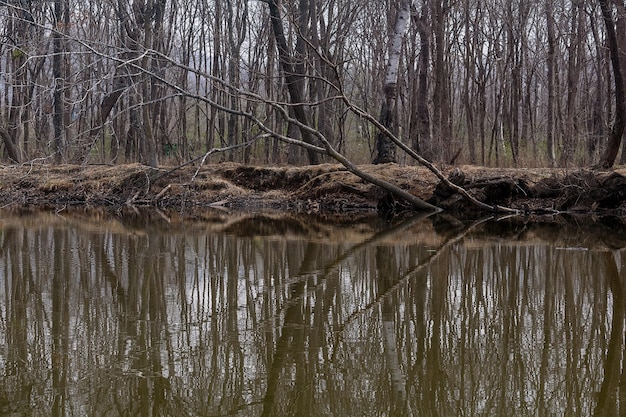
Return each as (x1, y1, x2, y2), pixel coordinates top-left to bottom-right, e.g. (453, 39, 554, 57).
(373, 0, 412, 164)
(376, 246, 407, 413)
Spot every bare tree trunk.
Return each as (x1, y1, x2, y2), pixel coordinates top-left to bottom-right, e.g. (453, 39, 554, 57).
(225, 0, 247, 162)
(264, 20, 276, 163)
(310, 0, 337, 155)
(546, 0, 557, 166)
(560, 2, 583, 167)
(373, 0, 412, 164)
(431, 0, 451, 162)
(75, 0, 141, 163)
(599, 0, 626, 168)
(139, 0, 158, 168)
(616, 1, 626, 164)
(412, 0, 432, 161)
(266, 0, 319, 165)
(52, 0, 67, 163)
(4, 5, 33, 163)
(0, 128, 20, 162)
(462, 0, 476, 164)
(504, 1, 520, 165)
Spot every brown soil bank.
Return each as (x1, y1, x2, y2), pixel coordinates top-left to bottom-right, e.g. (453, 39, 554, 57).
(1, 162, 626, 218)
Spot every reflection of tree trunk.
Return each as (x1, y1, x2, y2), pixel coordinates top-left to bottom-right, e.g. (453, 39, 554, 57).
(294, 293, 311, 416)
(538, 247, 555, 413)
(563, 251, 582, 414)
(262, 241, 321, 416)
(406, 266, 428, 383)
(426, 257, 447, 411)
(226, 242, 244, 408)
(261, 281, 305, 417)
(594, 251, 624, 416)
(497, 247, 521, 411)
(6, 230, 30, 404)
(209, 238, 222, 400)
(615, 251, 626, 415)
(376, 245, 407, 414)
(51, 229, 70, 417)
(135, 235, 168, 414)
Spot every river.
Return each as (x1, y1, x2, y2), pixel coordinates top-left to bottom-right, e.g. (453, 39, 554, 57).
(0, 209, 624, 416)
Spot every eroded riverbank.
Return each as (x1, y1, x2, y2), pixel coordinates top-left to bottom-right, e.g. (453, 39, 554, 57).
(2, 162, 626, 218)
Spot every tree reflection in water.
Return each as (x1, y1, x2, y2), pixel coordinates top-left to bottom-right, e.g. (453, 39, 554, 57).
(0, 211, 624, 416)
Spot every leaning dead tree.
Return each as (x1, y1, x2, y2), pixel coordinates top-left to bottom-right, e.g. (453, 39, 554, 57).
(49, 21, 520, 215)
(112, 48, 440, 211)
(136, 47, 524, 214)
(6, 1, 519, 214)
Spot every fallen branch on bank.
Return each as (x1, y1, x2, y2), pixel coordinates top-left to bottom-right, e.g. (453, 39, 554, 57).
(306, 46, 521, 214)
(58, 46, 593, 216)
(110, 52, 443, 212)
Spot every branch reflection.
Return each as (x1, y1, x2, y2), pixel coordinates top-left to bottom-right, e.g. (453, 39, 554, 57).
(0, 212, 622, 416)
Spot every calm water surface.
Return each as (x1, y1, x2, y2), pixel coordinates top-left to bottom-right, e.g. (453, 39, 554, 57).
(0, 210, 625, 416)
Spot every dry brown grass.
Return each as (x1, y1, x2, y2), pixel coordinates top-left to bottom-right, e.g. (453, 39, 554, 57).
(0, 162, 624, 217)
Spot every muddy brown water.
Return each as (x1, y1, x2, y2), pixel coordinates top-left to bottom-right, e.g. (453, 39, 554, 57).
(0, 210, 624, 416)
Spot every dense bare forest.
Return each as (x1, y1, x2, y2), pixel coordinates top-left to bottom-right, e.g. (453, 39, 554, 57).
(0, 0, 625, 169)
